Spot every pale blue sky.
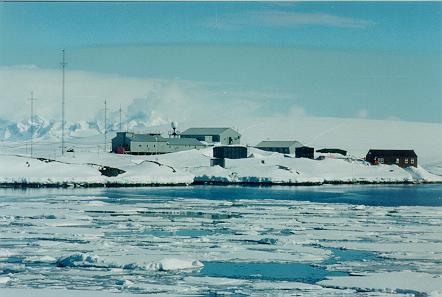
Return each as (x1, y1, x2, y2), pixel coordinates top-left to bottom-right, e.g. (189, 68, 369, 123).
(0, 2, 441, 122)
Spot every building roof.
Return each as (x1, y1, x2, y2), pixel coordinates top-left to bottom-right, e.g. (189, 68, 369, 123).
(181, 127, 238, 136)
(317, 148, 347, 155)
(367, 149, 417, 157)
(166, 138, 206, 146)
(129, 134, 166, 142)
(255, 140, 303, 148)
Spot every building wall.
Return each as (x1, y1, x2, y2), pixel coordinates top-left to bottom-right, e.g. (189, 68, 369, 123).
(130, 141, 168, 154)
(130, 141, 204, 155)
(257, 147, 291, 154)
(295, 147, 314, 159)
(366, 154, 417, 168)
(220, 130, 241, 145)
(181, 135, 213, 143)
(167, 144, 205, 153)
(181, 130, 240, 145)
(112, 133, 131, 153)
(213, 146, 247, 159)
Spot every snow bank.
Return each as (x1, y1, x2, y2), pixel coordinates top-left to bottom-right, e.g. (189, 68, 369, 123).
(56, 253, 103, 268)
(0, 277, 11, 284)
(0, 145, 440, 187)
(0, 289, 139, 297)
(404, 166, 442, 182)
(56, 253, 203, 272)
(149, 258, 204, 271)
(319, 271, 442, 296)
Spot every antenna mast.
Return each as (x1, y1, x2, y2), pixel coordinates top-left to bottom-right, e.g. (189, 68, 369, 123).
(29, 91, 36, 158)
(119, 105, 122, 131)
(60, 49, 67, 156)
(104, 100, 107, 152)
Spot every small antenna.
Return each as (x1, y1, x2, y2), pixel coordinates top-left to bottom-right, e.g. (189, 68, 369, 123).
(104, 100, 107, 153)
(170, 121, 179, 138)
(28, 91, 37, 158)
(60, 49, 67, 156)
(119, 105, 122, 131)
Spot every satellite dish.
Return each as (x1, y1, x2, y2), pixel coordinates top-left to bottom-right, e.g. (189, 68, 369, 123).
(171, 122, 177, 129)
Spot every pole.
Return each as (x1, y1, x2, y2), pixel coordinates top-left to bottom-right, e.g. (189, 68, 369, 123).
(104, 99, 107, 153)
(60, 49, 67, 156)
(29, 91, 36, 158)
(119, 105, 122, 131)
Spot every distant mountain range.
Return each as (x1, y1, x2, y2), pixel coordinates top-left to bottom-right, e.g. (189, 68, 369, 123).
(0, 115, 157, 141)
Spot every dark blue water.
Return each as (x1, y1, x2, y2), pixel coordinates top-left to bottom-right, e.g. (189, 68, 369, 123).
(196, 248, 378, 282)
(199, 261, 347, 282)
(106, 184, 442, 206)
(2, 184, 441, 206)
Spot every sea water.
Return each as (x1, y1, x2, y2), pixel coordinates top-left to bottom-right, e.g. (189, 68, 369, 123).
(0, 184, 440, 296)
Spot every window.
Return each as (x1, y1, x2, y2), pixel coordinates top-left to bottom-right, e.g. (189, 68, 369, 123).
(411, 158, 415, 164)
(405, 158, 409, 164)
(396, 158, 400, 164)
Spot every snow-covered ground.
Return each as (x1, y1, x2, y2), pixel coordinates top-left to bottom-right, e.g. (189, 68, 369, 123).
(0, 146, 440, 186)
(0, 187, 441, 296)
(0, 116, 440, 186)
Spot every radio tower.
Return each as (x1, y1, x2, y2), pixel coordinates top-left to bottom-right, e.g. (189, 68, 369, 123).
(104, 100, 108, 152)
(29, 91, 36, 158)
(60, 49, 67, 156)
(119, 105, 122, 131)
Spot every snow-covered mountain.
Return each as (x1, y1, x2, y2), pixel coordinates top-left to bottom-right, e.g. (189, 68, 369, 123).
(0, 115, 158, 141)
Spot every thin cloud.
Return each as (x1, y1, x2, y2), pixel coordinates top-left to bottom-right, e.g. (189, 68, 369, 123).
(0, 65, 302, 125)
(210, 10, 376, 30)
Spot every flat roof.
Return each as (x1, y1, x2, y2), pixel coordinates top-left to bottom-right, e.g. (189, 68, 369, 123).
(367, 149, 417, 157)
(166, 138, 205, 146)
(255, 140, 303, 148)
(128, 134, 166, 142)
(181, 127, 236, 136)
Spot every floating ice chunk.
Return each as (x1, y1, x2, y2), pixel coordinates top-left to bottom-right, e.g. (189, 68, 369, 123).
(56, 253, 100, 268)
(0, 249, 14, 258)
(257, 238, 278, 245)
(0, 276, 11, 284)
(319, 271, 442, 295)
(25, 255, 57, 263)
(150, 258, 204, 271)
(115, 279, 134, 287)
(351, 205, 366, 211)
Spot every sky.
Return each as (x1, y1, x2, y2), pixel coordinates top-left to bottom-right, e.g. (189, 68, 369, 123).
(0, 2, 441, 124)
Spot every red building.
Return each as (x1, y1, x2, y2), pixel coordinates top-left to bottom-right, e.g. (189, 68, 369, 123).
(366, 150, 417, 168)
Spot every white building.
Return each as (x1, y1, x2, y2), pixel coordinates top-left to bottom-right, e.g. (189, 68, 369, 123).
(111, 132, 206, 155)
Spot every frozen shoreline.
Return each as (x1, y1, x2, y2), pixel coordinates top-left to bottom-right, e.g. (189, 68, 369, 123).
(1, 147, 441, 188)
(1, 179, 439, 189)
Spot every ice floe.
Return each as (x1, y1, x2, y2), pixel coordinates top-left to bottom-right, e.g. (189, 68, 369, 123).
(0, 187, 440, 296)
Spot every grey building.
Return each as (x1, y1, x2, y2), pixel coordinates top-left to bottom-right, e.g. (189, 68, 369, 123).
(255, 141, 303, 154)
(213, 146, 248, 159)
(112, 132, 206, 155)
(180, 127, 241, 145)
(211, 146, 248, 168)
(295, 146, 315, 159)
